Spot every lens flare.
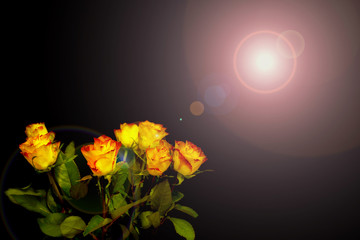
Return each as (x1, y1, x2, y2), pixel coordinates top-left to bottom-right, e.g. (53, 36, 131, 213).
(190, 101, 205, 116)
(204, 85, 227, 107)
(184, 0, 360, 157)
(233, 30, 297, 94)
(197, 73, 239, 116)
(276, 30, 305, 59)
(253, 50, 278, 74)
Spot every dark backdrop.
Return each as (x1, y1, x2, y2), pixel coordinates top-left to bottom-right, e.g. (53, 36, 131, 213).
(2, 1, 360, 240)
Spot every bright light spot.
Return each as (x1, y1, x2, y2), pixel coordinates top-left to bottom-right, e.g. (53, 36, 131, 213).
(190, 101, 204, 116)
(233, 30, 297, 94)
(253, 50, 277, 73)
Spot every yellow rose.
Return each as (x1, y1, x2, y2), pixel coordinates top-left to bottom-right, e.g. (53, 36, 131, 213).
(19, 132, 60, 171)
(138, 120, 168, 152)
(173, 141, 207, 176)
(146, 140, 173, 176)
(81, 135, 121, 176)
(25, 122, 48, 138)
(114, 123, 139, 148)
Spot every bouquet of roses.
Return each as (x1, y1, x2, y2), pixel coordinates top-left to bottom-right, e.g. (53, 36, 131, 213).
(5, 121, 209, 240)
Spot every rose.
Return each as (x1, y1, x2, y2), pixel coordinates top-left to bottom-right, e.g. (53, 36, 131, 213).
(25, 122, 48, 138)
(19, 132, 60, 171)
(146, 140, 173, 176)
(138, 120, 168, 152)
(114, 123, 139, 148)
(81, 135, 121, 176)
(173, 141, 207, 176)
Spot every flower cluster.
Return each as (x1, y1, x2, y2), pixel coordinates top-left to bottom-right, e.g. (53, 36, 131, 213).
(7, 121, 209, 240)
(81, 120, 207, 177)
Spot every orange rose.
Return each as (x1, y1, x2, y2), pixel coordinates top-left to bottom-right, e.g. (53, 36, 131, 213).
(146, 140, 173, 176)
(138, 121, 168, 152)
(25, 123, 48, 138)
(81, 135, 121, 176)
(114, 123, 139, 148)
(173, 141, 207, 176)
(19, 132, 60, 171)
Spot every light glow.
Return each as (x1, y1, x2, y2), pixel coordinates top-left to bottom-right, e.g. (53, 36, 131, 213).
(184, 1, 360, 157)
(233, 30, 297, 94)
(253, 50, 278, 74)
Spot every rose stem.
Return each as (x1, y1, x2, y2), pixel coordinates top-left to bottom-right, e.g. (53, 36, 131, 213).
(145, 176, 156, 196)
(90, 232, 99, 240)
(99, 177, 106, 240)
(47, 171, 64, 205)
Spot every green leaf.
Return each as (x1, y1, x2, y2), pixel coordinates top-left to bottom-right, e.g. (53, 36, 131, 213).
(108, 193, 127, 213)
(47, 189, 61, 213)
(66, 160, 81, 186)
(5, 188, 51, 216)
(128, 169, 142, 187)
(37, 213, 66, 237)
(54, 159, 80, 197)
(168, 217, 195, 240)
(83, 215, 112, 236)
(147, 211, 161, 228)
(54, 162, 71, 197)
(150, 179, 173, 216)
(174, 204, 199, 218)
(65, 141, 76, 158)
(174, 173, 185, 186)
(110, 195, 149, 220)
(139, 211, 153, 229)
(111, 163, 129, 194)
(55, 150, 77, 167)
(172, 191, 184, 203)
(60, 216, 87, 238)
(5, 187, 45, 197)
(70, 182, 88, 200)
(165, 202, 176, 216)
(54, 151, 65, 165)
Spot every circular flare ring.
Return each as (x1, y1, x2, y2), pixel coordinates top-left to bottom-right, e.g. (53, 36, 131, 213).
(233, 30, 297, 94)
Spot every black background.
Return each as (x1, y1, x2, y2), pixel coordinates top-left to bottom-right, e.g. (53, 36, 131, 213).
(2, 1, 360, 239)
